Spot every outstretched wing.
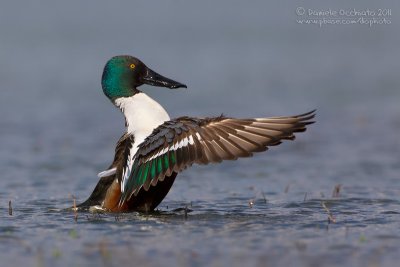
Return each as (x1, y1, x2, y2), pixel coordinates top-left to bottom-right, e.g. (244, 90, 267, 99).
(119, 110, 316, 204)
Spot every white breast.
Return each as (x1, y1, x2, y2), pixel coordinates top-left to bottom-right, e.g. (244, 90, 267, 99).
(115, 92, 170, 141)
(114, 93, 170, 192)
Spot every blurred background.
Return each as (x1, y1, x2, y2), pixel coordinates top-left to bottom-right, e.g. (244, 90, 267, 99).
(0, 0, 399, 266)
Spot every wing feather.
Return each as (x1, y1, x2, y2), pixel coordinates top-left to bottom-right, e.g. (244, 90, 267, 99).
(119, 110, 316, 204)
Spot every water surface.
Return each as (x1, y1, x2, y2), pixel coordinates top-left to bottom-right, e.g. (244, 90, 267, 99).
(1, 1, 399, 266)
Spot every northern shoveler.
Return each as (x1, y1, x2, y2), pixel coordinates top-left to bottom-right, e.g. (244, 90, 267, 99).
(76, 55, 315, 212)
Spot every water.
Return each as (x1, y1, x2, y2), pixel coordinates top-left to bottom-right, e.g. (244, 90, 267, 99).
(1, 1, 400, 266)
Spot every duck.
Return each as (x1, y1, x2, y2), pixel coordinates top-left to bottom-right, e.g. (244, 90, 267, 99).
(76, 55, 315, 212)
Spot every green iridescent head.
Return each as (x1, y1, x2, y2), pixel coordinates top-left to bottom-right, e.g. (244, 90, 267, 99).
(101, 55, 187, 100)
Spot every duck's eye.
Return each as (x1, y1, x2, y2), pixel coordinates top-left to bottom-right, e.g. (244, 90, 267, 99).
(130, 63, 136, 69)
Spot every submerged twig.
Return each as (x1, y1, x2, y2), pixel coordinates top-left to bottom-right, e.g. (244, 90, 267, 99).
(261, 191, 267, 204)
(321, 201, 336, 223)
(332, 184, 342, 198)
(70, 194, 78, 222)
(8, 200, 12, 216)
(284, 184, 290, 193)
(184, 205, 188, 219)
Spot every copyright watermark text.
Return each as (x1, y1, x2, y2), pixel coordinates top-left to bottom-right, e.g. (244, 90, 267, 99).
(296, 7, 392, 27)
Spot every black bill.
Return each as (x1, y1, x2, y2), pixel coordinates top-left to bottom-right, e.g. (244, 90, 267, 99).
(141, 68, 187, 89)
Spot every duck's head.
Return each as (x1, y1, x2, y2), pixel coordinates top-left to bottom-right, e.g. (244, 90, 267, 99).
(101, 55, 187, 100)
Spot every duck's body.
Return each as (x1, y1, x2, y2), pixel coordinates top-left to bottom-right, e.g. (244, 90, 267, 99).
(77, 56, 315, 212)
(78, 91, 179, 212)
